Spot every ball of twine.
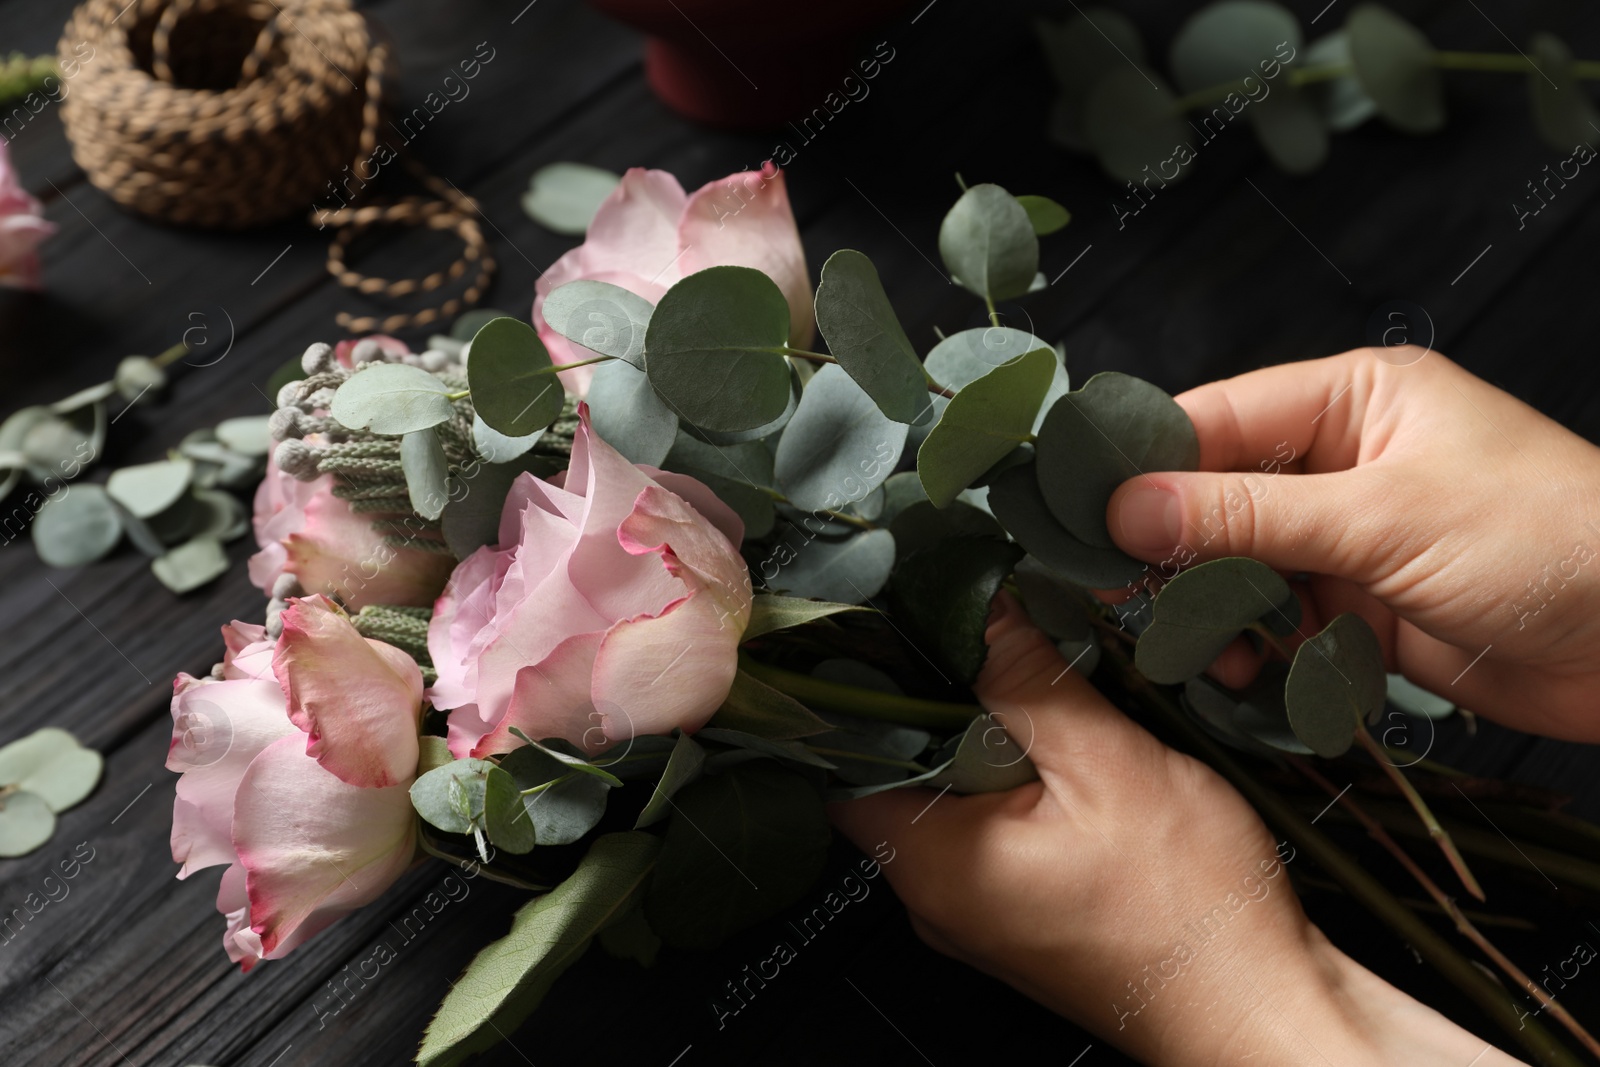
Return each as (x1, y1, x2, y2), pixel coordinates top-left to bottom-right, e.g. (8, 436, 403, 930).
(57, 0, 494, 332)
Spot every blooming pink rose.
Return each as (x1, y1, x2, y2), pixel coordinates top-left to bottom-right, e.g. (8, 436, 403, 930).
(167, 596, 423, 970)
(430, 406, 752, 759)
(0, 139, 53, 289)
(248, 447, 456, 610)
(532, 165, 813, 395)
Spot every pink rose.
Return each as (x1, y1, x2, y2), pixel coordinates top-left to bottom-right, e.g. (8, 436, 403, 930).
(248, 447, 456, 610)
(429, 406, 752, 759)
(0, 139, 53, 289)
(532, 164, 813, 395)
(167, 596, 423, 970)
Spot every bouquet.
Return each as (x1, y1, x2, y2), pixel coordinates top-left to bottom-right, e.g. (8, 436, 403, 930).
(166, 165, 1600, 1067)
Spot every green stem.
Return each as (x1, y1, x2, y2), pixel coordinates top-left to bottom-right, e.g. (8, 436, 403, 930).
(1431, 50, 1539, 73)
(804, 745, 928, 772)
(1356, 726, 1485, 902)
(415, 833, 551, 892)
(1289, 62, 1353, 87)
(1102, 641, 1586, 1067)
(762, 487, 874, 530)
(739, 655, 979, 733)
(152, 341, 190, 368)
(983, 292, 1001, 329)
(776, 347, 839, 365)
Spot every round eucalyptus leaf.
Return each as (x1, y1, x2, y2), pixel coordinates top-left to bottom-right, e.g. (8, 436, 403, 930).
(677, 360, 802, 445)
(924, 328, 1068, 433)
(114, 355, 167, 402)
(878, 471, 929, 525)
(938, 185, 1039, 303)
(192, 487, 249, 542)
(471, 414, 544, 464)
(1528, 33, 1600, 152)
(522, 162, 621, 236)
(0, 466, 19, 503)
(1036, 8, 1149, 151)
(987, 462, 1147, 589)
(665, 433, 775, 488)
(51, 381, 117, 414)
(1034, 372, 1198, 550)
(1303, 32, 1377, 130)
(1085, 67, 1192, 183)
(1250, 87, 1330, 174)
(214, 415, 273, 457)
(331, 362, 456, 435)
(151, 536, 230, 594)
(850, 484, 886, 522)
(410, 758, 496, 835)
(1286, 612, 1387, 757)
(1386, 673, 1454, 720)
(451, 308, 517, 343)
(22, 403, 105, 479)
(918, 347, 1057, 509)
(0, 790, 55, 857)
(467, 317, 566, 437)
(890, 536, 1023, 683)
(401, 428, 452, 521)
(0, 732, 101, 815)
(106, 458, 195, 520)
(1347, 3, 1444, 134)
(115, 503, 166, 557)
(769, 528, 896, 604)
(1016, 195, 1072, 236)
(1133, 557, 1294, 684)
(541, 280, 653, 368)
(586, 358, 679, 466)
(32, 484, 122, 567)
(813, 250, 930, 424)
(0, 406, 52, 456)
(1013, 554, 1093, 641)
(888, 500, 1002, 561)
(774, 365, 908, 513)
(1169, 1, 1302, 94)
(644, 266, 793, 434)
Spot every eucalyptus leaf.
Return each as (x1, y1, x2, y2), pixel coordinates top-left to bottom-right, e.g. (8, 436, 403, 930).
(887, 499, 1003, 561)
(769, 527, 896, 604)
(1304, 32, 1377, 131)
(499, 746, 614, 846)
(1229, 664, 1315, 755)
(645, 266, 793, 434)
(1285, 612, 1387, 757)
(923, 325, 1071, 433)
(468, 318, 566, 437)
(151, 536, 229, 594)
(485, 765, 537, 854)
(1085, 66, 1192, 183)
(1013, 555, 1093, 641)
(331, 363, 456, 435)
(471, 414, 544, 464)
(1529, 33, 1600, 152)
(441, 457, 537, 559)
(586, 358, 679, 466)
(1134, 557, 1294, 684)
(1169, 0, 1301, 93)
(1250, 87, 1329, 175)
(214, 415, 272, 457)
(415, 832, 659, 1067)
(1346, 2, 1444, 134)
(1016, 195, 1072, 235)
(987, 462, 1147, 589)
(0, 790, 54, 858)
(773, 365, 908, 512)
(522, 162, 621, 235)
(813, 249, 930, 424)
(878, 471, 929, 525)
(828, 710, 1036, 800)
(401, 428, 452, 521)
(451, 308, 517, 343)
(647, 762, 829, 950)
(744, 594, 863, 641)
(51, 381, 116, 414)
(664, 433, 774, 487)
(634, 733, 706, 829)
(1037, 8, 1149, 151)
(918, 346, 1056, 508)
(32, 485, 122, 567)
(417, 736, 454, 776)
(540, 279, 653, 368)
(938, 184, 1039, 303)
(410, 758, 496, 835)
(114, 355, 166, 402)
(1034, 371, 1198, 549)
(706, 668, 833, 739)
(675, 361, 802, 446)
(22, 403, 105, 479)
(891, 536, 1023, 684)
(0, 727, 103, 811)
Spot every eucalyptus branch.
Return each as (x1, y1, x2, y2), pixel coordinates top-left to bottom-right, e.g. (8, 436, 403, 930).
(762, 486, 875, 530)
(779, 347, 957, 399)
(1355, 725, 1485, 901)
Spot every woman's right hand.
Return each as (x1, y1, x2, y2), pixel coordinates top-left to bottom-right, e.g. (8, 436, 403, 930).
(1105, 347, 1600, 742)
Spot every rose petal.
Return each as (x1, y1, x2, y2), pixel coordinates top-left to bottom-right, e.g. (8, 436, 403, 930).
(618, 485, 752, 630)
(468, 629, 607, 757)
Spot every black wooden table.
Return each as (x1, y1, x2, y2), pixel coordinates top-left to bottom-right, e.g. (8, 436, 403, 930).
(2, 0, 1599, 1064)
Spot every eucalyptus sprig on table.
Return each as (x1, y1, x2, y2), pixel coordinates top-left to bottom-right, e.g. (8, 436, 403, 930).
(1040, 1, 1600, 181)
(321, 180, 1598, 1066)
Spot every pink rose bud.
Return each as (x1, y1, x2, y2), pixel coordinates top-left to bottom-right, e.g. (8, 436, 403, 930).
(0, 139, 54, 290)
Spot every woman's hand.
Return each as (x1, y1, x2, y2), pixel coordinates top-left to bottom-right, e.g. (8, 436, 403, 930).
(1105, 348, 1600, 741)
(829, 594, 1524, 1067)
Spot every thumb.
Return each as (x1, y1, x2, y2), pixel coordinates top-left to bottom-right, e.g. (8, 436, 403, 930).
(1106, 469, 1379, 581)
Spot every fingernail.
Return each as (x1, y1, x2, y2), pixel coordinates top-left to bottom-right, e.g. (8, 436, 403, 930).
(1116, 486, 1181, 557)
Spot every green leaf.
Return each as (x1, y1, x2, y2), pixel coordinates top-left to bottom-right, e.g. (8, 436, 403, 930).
(918, 346, 1056, 508)
(1036, 8, 1149, 151)
(0, 727, 103, 812)
(416, 832, 659, 1067)
(1229, 665, 1314, 755)
(596, 901, 661, 967)
(585, 358, 679, 466)
(32, 485, 122, 567)
(769, 527, 896, 604)
(113, 355, 165, 402)
(331, 363, 456, 435)
(0, 791, 55, 858)
(468, 317, 567, 437)
(878, 471, 929, 525)
(887, 499, 1003, 561)
(646, 762, 829, 949)
(214, 415, 272, 457)
(1034, 371, 1198, 549)
(696, 728, 836, 770)
(498, 744, 615, 845)
(938, 184, 1039, 303)
(644, 265, 794, 433)
(1016, 195, 1071, 236)
(773, 365, 908, 512)
(410, 758, 498, 835)
(440, 456, 553, 559)
(633, 733, 706, 828)
(1250, 88, 1329, 175)
(707, 668, 833, 739)
(485, 764, 537, 854)
(521, 162, 620, 236)
(1285, 612, 1387, 757)
(744, 594, 863, 641)
(151, 536, 229, 594)
(1304, 31, 1377, 131)
(1134, 558, 1294, 684)
(52, 381, 117, 414)
(828, 710, 1037, 800)
(471, 415, 543, 465)
(540, 279, 652, 368)
(813, 250, 931, 424)
(1085, 66, 1192, 183)
(504, 733, 626, 786)
(677, 361, 803, 446)
(1347, 2, 1444, 134)
(890, 536, 1023, 684)
(1529, 33, 1600, 152)
(1169, 0, 1301, 93)
(451, 308, 517, 343)
(987, 461, 1147, 589)
(1013, 555, 1092, 641)
(401, 428, 452, 521)
(417, 736, 454, 776)
(1386, 673, 1454, 720)
(924, 327, 1050, 392)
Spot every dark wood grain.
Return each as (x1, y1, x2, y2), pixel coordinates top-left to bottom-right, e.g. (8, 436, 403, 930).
(1, 0, 1599, 1064)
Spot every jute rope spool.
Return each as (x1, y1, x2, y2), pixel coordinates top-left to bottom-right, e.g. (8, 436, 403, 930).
(58, 0, 494, 332)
